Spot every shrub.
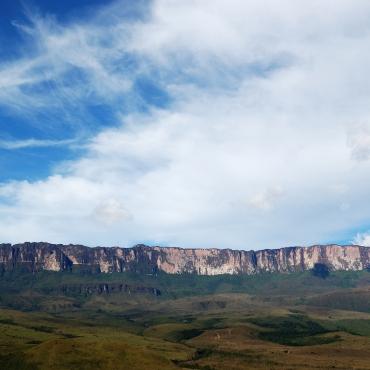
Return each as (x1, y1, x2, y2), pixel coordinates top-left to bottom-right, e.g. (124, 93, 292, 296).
(311, 263, 330, 279)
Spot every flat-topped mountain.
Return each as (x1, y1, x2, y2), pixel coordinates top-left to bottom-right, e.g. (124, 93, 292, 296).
(1, 242, 369, 275)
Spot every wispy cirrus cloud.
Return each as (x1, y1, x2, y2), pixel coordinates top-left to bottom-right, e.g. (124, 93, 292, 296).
(0, 138, 77, 150)
(0, 2, 146, 132)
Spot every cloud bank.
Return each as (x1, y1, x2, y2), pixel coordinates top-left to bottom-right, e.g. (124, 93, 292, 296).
(1, 0, 370, 249)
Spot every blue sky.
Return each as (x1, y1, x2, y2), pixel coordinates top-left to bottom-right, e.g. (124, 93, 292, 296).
(1, 0, 370, 249)
(0, 0, 112, 181)
(0, 0, 166, 182)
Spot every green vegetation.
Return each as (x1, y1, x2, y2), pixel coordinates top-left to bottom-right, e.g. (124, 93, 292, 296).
(1, 269, 370, 369)
(311, 263, 330, 279)
(2, 267, 370, 303)
(247, 314, 337, 346)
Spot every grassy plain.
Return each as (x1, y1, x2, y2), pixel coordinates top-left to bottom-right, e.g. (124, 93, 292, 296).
(1, 270, 370, 369)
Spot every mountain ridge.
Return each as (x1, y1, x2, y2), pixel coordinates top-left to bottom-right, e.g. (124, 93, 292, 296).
(1, 242, 370, 275)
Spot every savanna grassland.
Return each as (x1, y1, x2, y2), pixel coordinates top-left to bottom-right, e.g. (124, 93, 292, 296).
(1, 269, 370, 369)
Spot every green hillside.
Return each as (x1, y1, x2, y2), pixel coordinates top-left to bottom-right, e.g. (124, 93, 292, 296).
(1, 269, 370, 369)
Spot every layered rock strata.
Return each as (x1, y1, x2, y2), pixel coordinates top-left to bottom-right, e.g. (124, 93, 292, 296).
(0, 242, 369, 275)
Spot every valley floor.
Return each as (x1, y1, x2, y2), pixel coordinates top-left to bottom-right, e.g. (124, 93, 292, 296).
(2, 297, 370, 369)
(1, 270, 370, 369)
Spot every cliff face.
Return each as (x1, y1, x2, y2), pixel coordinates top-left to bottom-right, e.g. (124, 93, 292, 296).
(0, 242, 369, 275)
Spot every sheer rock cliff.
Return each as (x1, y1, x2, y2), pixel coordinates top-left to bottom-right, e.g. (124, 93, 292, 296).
(0, 242, 369, 275)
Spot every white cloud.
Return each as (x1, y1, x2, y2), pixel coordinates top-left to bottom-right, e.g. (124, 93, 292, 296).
(352, 232, 370, 246)
(93, 198, 132, 225)
(1, 1, 370, 248)
(0, 138, 76, 149)
(247, 187, 284, 211)
(347, 123, 370, 161)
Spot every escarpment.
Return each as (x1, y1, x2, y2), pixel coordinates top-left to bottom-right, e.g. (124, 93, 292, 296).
(0, 242, 369, 275)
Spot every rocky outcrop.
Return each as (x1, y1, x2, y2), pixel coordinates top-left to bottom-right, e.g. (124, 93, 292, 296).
(59, 283, 161, 296)
(0, 242, 369, 275)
